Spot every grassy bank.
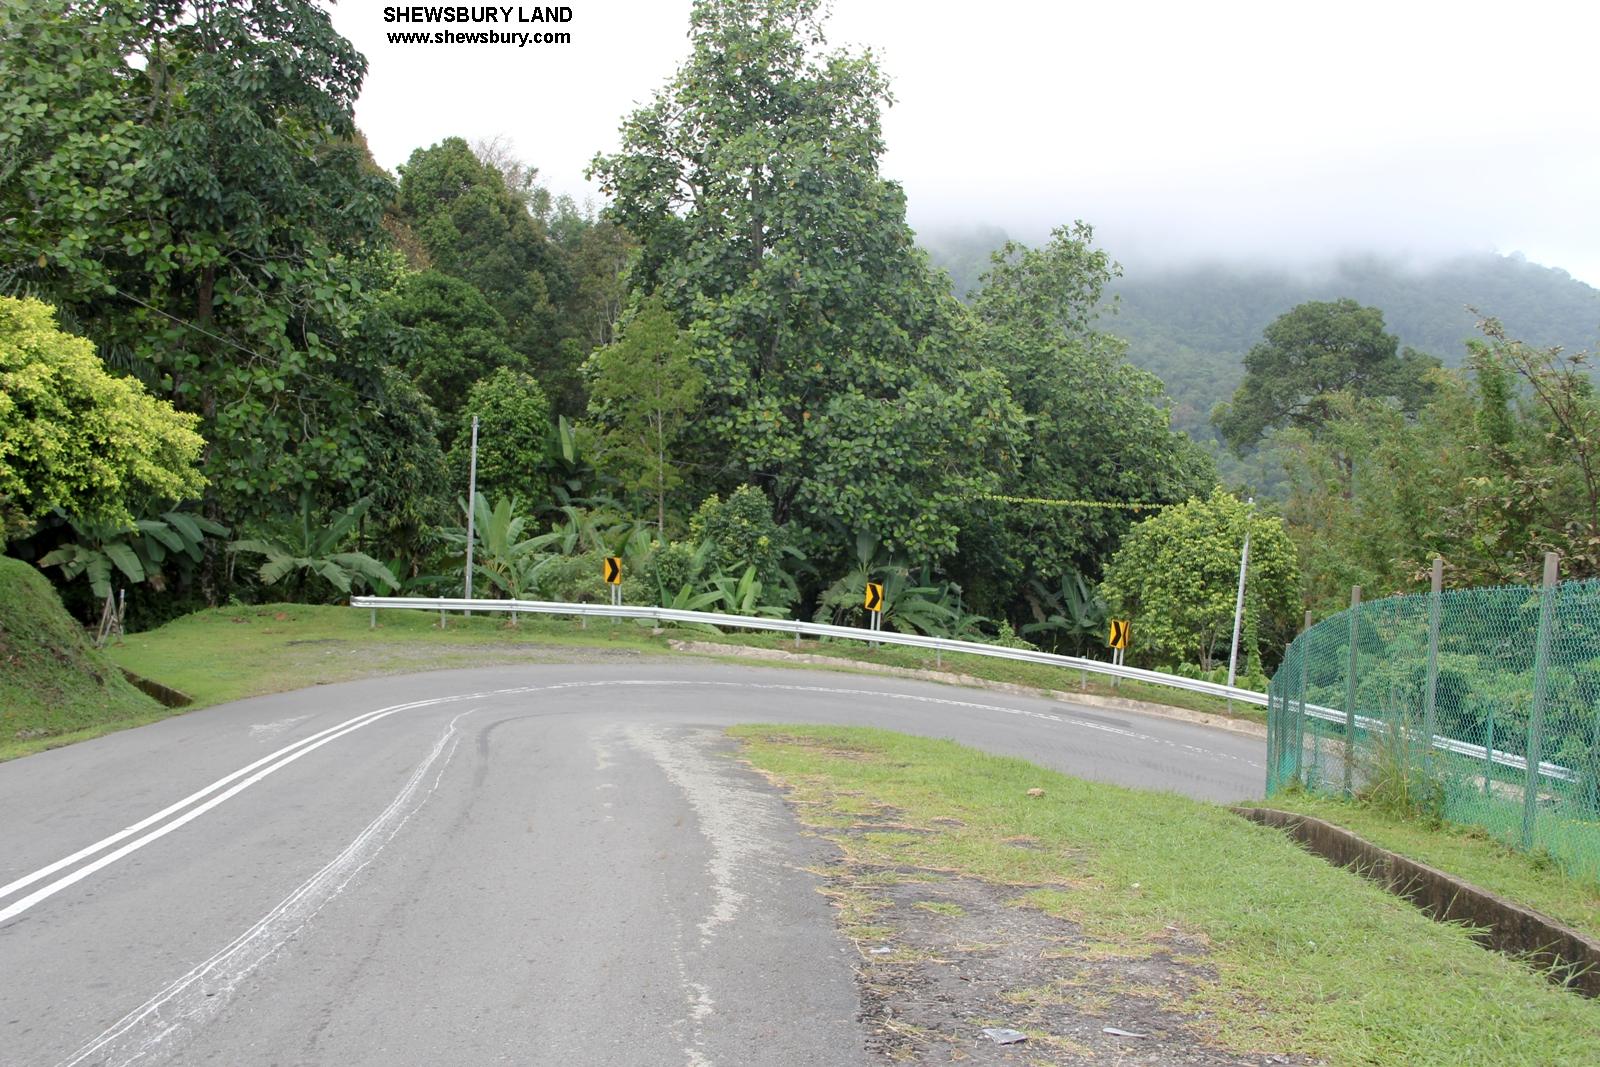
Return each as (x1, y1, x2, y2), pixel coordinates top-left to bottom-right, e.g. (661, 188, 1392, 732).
(734, 725, 1600, 1064)
(1267, 792, 1600, 942)
(0, 557, 163, 760)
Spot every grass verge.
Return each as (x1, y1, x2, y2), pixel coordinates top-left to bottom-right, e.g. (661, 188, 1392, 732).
(733, 725, 1600, 1065)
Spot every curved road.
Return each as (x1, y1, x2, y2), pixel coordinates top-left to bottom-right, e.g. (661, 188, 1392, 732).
(0, 662, 1264, 1066)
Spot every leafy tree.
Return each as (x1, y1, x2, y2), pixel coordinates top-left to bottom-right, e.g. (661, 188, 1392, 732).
(1100, 490, 1300, 670)
(394, 138, 574, 407)
(229, 495, 397, 598)
(589, 0, 1022, 562)
(689, 486, 796, 605)
(0, 297, 205, 544)
(1, 0, 396, 544)
(366, 271, 524, 425)
(960, 224, 1215, 612)
(587, 297, 704, 533)
(447, 368, 553, 509)
(358, 367, 451, 578)
(1213, 299, 1438, 454)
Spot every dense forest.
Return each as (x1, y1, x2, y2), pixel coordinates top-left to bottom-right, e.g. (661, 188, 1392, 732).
(4, 0, 1599, 686)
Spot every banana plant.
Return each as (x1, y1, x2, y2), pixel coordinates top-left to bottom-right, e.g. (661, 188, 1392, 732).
(230, 495, 397, 597)
(1021, 570, 1108, 654)
(705, 565, 789, 619)
(40, 510, 228, 600)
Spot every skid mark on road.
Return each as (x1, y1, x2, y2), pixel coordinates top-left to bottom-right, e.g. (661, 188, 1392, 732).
(55, 709, 480, 1067)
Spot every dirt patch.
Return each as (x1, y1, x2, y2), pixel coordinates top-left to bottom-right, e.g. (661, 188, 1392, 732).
(795, 808, 1310, 1065)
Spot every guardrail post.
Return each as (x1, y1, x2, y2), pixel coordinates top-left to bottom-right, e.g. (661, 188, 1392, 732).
(1522, 552, 1560, 850)
(1344, 585, 1361, 799)
(1423, 558, 1442, 775)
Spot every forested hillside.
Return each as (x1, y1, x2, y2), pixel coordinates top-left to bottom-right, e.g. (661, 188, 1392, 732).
(921, 226, 1600, 453)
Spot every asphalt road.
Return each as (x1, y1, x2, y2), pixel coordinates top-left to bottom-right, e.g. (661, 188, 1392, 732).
(0, 662, 1265, 1066)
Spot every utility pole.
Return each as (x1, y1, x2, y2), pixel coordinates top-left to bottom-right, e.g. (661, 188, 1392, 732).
(463, 414, 479, 612)
(1226, 497, 1254, 690)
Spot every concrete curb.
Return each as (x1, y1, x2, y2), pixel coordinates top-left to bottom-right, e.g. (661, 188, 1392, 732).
(1234, 806, 1600, 997)
(666, 639, 1267, 739)
(120, 668, 192, 709)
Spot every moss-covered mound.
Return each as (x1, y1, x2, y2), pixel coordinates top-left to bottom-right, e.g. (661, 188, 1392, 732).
(0, 556, 158, 756)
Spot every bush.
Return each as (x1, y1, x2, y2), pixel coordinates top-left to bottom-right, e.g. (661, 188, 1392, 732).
(689, 486, 794, 606)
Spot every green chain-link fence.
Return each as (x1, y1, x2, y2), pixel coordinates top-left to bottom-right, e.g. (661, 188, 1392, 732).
(1266, 565, 1600, 885)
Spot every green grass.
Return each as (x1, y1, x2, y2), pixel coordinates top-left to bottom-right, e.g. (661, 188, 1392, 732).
(733, 725, 1600, 1065)
(0, 556, 164, 761)
(1268, 792, 1600, 942)
(105, 602, 675, 709)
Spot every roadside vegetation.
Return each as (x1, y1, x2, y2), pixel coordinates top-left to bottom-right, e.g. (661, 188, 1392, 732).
(735, 726, 1600, 1064)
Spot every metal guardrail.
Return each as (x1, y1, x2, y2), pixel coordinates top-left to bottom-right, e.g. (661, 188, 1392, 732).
(1295, 701, 1578, 784)
(350, 595, 1270, 707)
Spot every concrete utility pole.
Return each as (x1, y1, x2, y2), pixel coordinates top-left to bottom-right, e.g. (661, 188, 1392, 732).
(1226, 497, 1254, 690)
(464, 415, 480, 611)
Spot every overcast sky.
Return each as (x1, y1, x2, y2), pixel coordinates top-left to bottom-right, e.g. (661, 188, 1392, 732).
(330, 0, 1600, 287)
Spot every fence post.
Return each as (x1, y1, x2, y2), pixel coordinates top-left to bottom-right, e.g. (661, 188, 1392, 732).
(1422, 557, 1443, 774)
(1291, 609, 1311, 785)
(1484, 706, 1494, 798)
(1344, 585, 1361, 798)
(1521, 552, 1561, 850)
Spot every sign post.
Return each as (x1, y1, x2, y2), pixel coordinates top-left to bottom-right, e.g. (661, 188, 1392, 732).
(603, 556, 623, 609)
(1107, 618, 1130, 686)
(864, 582, 884, 647)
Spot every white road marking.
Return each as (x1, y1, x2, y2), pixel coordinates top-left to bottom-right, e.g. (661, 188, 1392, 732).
(2, 677, 1257, 927)
(247, 715, 310, 740)
(56, 710, 478, 1067)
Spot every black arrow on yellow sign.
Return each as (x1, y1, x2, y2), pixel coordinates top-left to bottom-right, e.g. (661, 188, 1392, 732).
(603, 556, 623, 585)
(1107, 619, 1130, 650)
(863, 582, 884, 613)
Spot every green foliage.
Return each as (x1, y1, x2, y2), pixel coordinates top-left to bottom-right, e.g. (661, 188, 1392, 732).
(590, 0, 1022, 561)
(367, 271, 524, 424)
(230, 496, 397, 598)
(38, 509, 226, 602)
(689, 487, 793, 604)
(1280, 320, 1600, 609)
(0, 297, 205, 543)
(1, 0, 396, 530)
(1101, 490, 1300, 670)
(448, 369, 552, 509)
(393, 138, 573, 406)
(1213, 298, 1439, 454)
(813, 532, 962, 636)
(453, 495, 559, 607)
(587, 296, 704, 531)
(1020, 570, 1108, 655)
(960, 225, 1215, 612)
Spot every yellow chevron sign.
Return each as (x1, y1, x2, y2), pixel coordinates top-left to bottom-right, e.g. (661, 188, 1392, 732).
(1107, 619, 1130, 650)
(863, 582, 884, 613)
(603, 556, 623, 585)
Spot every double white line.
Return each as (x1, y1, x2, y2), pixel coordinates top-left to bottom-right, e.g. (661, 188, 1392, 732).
(0, 686, 536, 926)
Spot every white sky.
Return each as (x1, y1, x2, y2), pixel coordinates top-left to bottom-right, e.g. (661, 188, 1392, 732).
(329, 0, 1600, 287)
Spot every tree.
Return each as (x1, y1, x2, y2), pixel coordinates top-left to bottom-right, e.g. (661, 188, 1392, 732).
(394, 138, 574, 407)
(1212, 299, 1438, 453)
(588, 0, 1022, 563)
(960, 224, 1215, 613)
(1, 0, 397, 540)
(447, 369, 553, 509)
(587, 297, 704, 532)
(1100, 490, 1300, 671)
(0, 297, 205, 544)
(365, 271, 525, 427)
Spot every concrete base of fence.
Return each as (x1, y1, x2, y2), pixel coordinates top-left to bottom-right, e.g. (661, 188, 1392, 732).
(120, 668, 192, 709)
(1233, 807, 1600, 998)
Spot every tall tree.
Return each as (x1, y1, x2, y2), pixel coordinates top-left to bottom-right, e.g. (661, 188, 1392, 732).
(393, 138, 575, 408)
(589, 0, 1022, 562)
(586, 296, 704, 533)
(961, 224, 1215, 613)
(1, 0, 395, 538)
(1212, 299, 1438, 454)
